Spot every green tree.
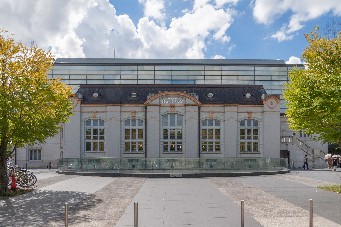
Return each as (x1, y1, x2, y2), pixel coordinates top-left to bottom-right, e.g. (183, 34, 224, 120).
(0, 31, 73, 192)
(284, 29, 341, 146)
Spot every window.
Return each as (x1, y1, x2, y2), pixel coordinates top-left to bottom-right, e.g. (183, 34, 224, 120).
(29, 149, 41, 161)
(281, 136, 292, 143)
(240, 119, 259, 152)
(201, 119, 221, 152)
(85, 119, 105, 152)
(162, 113, 183, 152)
(299, 131, 309, 138)
(124, 119, 144, 152)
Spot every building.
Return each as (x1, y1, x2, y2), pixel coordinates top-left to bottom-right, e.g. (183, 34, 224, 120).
(15, 58, 327, 169)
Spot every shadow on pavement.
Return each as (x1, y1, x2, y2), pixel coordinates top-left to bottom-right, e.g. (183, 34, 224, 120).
(0, 190, 102, 226)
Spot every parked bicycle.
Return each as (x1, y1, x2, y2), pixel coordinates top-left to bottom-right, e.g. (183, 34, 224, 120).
(7, 163, 37, 188)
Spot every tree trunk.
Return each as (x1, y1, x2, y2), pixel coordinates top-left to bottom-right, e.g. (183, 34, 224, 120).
(0, 137, 9, 193)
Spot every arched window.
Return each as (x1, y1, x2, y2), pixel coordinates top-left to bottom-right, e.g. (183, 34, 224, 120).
(162, 113, 183, 152)
(85, 119, 105, 152)
(124, 119, 144, 152)
(240, 119, 259, 152)
(201, 119, 221, 153)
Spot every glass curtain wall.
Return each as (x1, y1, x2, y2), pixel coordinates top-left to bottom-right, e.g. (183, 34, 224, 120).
(49, 61, 303, 113)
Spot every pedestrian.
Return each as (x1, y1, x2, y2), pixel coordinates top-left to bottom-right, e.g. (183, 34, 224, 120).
(303, 154, 309, 170)
(332, 157, 338, 171)
(327, 157, 333, 170)
(48, 162, 52, 170)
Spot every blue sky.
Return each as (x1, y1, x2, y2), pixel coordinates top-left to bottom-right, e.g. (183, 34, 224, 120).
(0, 0, 340, 63)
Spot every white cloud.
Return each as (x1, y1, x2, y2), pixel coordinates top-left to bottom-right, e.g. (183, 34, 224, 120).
(215, 0, 239, 8)
(252, 0, 286, 25)
(270, 25, 294, 42)
(227, 43, 236, 54)
(212, 55, 225, 59)
(252, 0, 341, 42)
(138, 0, 165, 22)
(136, 3, 234, 58)
(0, 0, 96, 57)
(193, 0, 210, 11)
(285, 56, 302, 64)
(76, 2, 144, 58)
(0, 0, 236, 59)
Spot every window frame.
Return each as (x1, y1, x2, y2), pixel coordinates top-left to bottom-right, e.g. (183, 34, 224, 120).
(85, 119, 105, 152)
(239, 119, 259, 153)
(162, 113, 183, 153)
(201, 119, 221, 153)
(123, 118, 145, 153)
(29, 149, 42, 161)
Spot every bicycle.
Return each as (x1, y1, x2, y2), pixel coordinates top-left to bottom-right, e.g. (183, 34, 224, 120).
(7, 164, 37, 188)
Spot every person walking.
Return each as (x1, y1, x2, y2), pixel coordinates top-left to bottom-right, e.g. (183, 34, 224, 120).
(303, 155, 309, 170)
(332, 157, 338, 171)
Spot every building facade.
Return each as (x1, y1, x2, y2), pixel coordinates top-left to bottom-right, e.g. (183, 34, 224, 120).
(14, 58, 328, 169)
(62, 84, 280, 161)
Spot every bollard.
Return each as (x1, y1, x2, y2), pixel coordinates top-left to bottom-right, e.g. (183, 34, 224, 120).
(134, 202, 138, 227)
(241, 200, 245, 227)
(309, 199, 313, 227)
(65, 203, 68, 227)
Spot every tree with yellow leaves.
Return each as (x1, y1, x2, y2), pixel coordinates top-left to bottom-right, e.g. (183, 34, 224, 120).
(0, 31, 73, 193)
(284, 28, 341, 146)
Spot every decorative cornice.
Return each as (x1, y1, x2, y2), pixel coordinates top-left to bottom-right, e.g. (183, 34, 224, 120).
(144, 91, 201, 105)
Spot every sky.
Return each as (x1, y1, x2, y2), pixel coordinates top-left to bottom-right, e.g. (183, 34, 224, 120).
(0, 0, 340, 64)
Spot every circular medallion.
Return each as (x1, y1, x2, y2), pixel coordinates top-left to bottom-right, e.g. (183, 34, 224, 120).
(266, 98, 277, 109)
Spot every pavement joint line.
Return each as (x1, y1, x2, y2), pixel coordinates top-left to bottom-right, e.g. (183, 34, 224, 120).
(210, 177, 341, 227)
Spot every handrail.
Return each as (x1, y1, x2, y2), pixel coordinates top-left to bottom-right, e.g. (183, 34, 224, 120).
(293, 135, 326, 158)
(292, 136, 313, 158)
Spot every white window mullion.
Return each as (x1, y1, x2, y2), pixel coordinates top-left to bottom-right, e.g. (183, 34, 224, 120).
(85, 119, 105, 152)
(201, 119, 220, 153)
(240, 119, 259, 152)
(162, 113, 183, 152)
(124, 119, 144, 153)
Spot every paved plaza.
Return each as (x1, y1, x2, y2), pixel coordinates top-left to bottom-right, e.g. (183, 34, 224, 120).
(0, 169, 341, 226)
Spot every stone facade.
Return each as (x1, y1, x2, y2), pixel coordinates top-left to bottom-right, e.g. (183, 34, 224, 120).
(59, 85, 280, 161)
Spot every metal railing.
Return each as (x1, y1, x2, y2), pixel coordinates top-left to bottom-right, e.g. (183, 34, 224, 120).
(57, 157, 287, 172)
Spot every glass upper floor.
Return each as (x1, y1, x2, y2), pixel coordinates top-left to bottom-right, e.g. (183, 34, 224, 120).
(48, 58, 304, 112)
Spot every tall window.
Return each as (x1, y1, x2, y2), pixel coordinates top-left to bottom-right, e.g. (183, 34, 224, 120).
(29, 149, 41, 160)
(162, 113, 183, 152)
(201, 119, 221, 152)
(85, 119, 105, 152)
(299, 131, 309, 138)
(124, 119, 144, 152)
(240, 119, 259, 152)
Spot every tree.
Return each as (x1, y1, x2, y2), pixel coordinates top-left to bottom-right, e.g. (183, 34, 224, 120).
(0, 31, 73, 192)
(284, 29, 341, 147)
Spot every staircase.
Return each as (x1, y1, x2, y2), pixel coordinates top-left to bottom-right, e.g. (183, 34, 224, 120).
(291, 135, 327, 168)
